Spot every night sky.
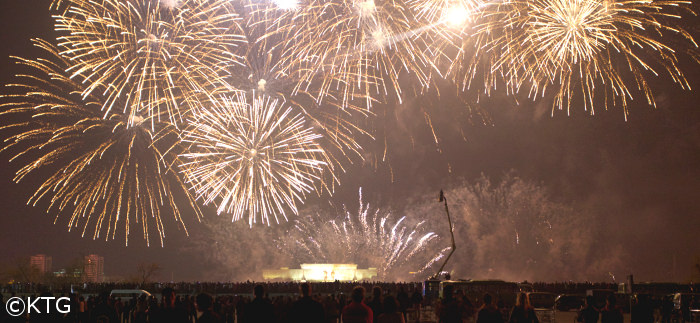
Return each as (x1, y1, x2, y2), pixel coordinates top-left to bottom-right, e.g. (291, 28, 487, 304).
(0, 0, 699, 282)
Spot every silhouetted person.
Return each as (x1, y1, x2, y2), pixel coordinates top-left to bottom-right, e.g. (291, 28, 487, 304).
(661, 295, 673, 323)
(410, 287, 423, 322)
(186, 295, 196, 322)
(0, 294, 10, 323)
(600, 294, 623, 323)
(0, 294, 5, 320)
(1, 293, 24, 323)
(680, 295, 696, 323)
(342, 286, 374, 323)
(436, 284, 463, 323)
(90, 292, 119, 323)
(139, 295, 152, 321)
(509, 293, 539, 323)
(323, 294, 341, 323)
(79, 295, 89, 323)
(368, 286, 383, 322)
(456, 289, 476, 321)
(242, 284, 275, 323)
(577, 296, 599, 323)
(631, 295, 653, 323)
(287, 283, 325, 323)
(134, 294, 148, 323)
(150, 287, 189, 323)
(196, 293, 222, 323)
(396, 286, 410, 321)
(114, 297, 123, 322)
(377, 295, 405, 323)
(236, 297, 247, 323)
(477, 293, 504, 323)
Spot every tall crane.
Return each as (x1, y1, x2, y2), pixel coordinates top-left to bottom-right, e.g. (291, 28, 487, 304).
(432, 189, 456, 280)
(423, 190, 458, 301)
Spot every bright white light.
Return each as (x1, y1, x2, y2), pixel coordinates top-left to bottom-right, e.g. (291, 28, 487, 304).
(356, 0, 376, 17)
(370, 29, 388, 50)
(248, 149, 258, 159)
(444, 5, 470, 27)
(273, 0, 299, 10)
(257, 79, 267, 92)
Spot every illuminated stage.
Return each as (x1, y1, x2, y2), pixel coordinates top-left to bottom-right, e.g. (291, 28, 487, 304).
(263, 264, 377, 282)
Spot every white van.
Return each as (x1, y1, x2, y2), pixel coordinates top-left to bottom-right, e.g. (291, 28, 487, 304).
(110, 289, 152, 300)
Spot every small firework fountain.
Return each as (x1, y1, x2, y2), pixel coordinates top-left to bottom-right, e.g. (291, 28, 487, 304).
(279, 188, 449, 280)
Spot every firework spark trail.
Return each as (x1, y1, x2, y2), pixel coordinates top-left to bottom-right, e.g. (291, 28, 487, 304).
(282, 188, 447, 280)
(516, 0, 697, 117)
(178, 92, 331, 226)
(53, 0, 246, 128)
(273, 0, 437, 108)
(2, 0, 697, 245)
(0, 39, 201, 246)
(440, 0, 697, 117)
(409, 0, 488, 22)
(405, 0, 512, 97)
(216, 10, 374, 185)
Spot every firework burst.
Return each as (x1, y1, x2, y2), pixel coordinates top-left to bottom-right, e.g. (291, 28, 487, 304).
(53, 0, 246, 128)
(178, 92, 331, 225)
(275, 0, 436, 107)
(516, 0, 697, 116)
(281, 188, 447, 280)
(408, 0, 487, 33)
(218, 12, 375, 188)
(0, 39, 201, 246)
(443, 0, 697, 116)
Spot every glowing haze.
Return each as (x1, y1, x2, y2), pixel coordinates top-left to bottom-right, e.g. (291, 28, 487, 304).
(0, 0, 698, 281)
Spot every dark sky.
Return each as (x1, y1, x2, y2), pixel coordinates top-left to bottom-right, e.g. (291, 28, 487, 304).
(0, 0, 699, 282)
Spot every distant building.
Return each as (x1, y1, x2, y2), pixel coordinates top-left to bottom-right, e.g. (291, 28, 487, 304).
(84, 254, 104, 282)
(263, 264, 377, 282)
(30, 254, 52, 274)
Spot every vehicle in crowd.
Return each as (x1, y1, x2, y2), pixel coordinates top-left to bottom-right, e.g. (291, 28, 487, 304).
(621, 282, 681, 296)
(555, 294, 584, 311)
(673, 293, 700, 323)
(528, 292, 556, 323)
(438, 279, 521, 307)
(110, 289, 152, 299)
(423, 279, 441, 303)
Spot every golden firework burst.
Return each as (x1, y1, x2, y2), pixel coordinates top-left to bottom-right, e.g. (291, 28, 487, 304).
(53, 0, 246, 128)
(0, 39, 201, 246)
(178, 92, 331, 225)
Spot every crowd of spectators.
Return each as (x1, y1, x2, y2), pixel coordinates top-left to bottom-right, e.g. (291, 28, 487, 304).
(0, 282, 426, 323)
(1, 281, 421, 297)
(1, 281, 697, 323)
(0, 281, 647, 298)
